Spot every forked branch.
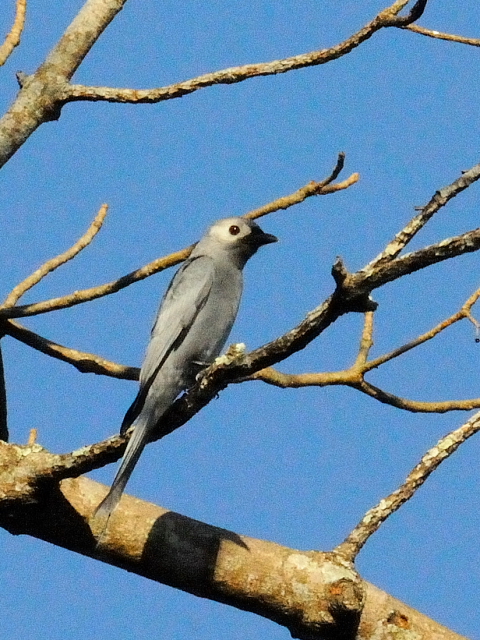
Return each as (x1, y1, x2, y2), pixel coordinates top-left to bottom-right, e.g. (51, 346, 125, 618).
(0, 162, 357, 321)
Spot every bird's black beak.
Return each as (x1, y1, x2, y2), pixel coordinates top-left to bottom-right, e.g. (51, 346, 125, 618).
(248, 226, 278, 246)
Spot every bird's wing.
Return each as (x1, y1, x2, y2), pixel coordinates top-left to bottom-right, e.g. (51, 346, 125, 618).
(142, 254, 215, 384)
(121, 254, 214, 432)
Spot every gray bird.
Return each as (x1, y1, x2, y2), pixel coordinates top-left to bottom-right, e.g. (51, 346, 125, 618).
(94, 217, 277, 529)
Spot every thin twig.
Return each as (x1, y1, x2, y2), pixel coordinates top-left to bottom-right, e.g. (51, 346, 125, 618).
(404, 23, 480, 47)
(0, 168, 357, 320)
(245, 158, 359, 221)
(2, 204, 108, 309)
(335, 411, 480, 561)
(4, 320, 138, 380)
(354, 311, 374, 367)
(0, 0, 26, 66)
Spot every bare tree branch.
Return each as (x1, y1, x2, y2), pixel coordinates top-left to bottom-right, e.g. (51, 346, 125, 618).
(250, 366, 480, 413)
(0, 0, 128, 167)
(335, 411, 480, 561)
(0, 0, 426, 168)
(0, 445, 466, 640)
(252, 287, 480, 414)
(0, 0, 26, 66)
(352, 380, 480, 413)
(0, 343, 8, 441)
(2, 204, 108, 309)
(363, 162, 480, 271)
(0, 166, 356, 320)
(3, 320, 138, 380)
(65, 1, 425, 106)
(245, 154, 359, 221)
(404, 23, 480, 47)
(365, 287, 480, 372)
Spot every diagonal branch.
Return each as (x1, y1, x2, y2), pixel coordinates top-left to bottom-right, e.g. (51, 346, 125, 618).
(357, 226, 480, 293)
(245, 154, 359, 221)
(365, 287, 480, 372)
(3, 320, 138, 380)
(0, 0, 129, 168)
(2, 204, 108, 309)
(0, 444, 465, 640)
(362, 162, 480, 271)
(335, 411, 480, 561)
(0, 0, 26, 66)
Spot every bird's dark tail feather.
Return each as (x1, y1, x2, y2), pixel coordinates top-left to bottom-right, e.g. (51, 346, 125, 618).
(92, 418, 150, 539)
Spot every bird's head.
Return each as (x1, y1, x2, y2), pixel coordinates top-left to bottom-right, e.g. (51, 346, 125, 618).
(204, 217, 277, 266)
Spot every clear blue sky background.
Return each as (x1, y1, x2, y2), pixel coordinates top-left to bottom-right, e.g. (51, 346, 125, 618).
(0, 1, 479, 638)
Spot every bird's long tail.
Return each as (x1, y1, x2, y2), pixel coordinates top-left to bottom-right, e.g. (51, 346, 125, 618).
(92, 416, 151, 536)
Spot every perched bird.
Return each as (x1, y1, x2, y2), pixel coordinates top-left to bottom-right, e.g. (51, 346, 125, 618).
(93, 217, 277, 529)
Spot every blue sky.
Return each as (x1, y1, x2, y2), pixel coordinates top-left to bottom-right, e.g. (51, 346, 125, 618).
(0, 1, 479, 638)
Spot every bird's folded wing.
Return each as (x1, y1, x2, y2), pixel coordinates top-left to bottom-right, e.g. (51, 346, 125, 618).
(140, 254, 215, 385)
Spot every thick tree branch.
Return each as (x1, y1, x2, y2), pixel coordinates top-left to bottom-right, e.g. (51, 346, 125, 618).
(0, 444, 467, 640)
(0, 0, 26, 66)
(0, 0, 128, 167)
(335, 411, 480, 561)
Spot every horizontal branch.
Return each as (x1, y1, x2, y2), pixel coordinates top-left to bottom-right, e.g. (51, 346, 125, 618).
(250, 367, 480, 413)
(354, 380, 480, 413)
(65, 1, 423, 105)
(0, 441, 467, 640)
(0, 0, 427, 168)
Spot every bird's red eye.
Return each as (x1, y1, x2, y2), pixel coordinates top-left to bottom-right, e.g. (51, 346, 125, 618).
(229, 225, 241, 236)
